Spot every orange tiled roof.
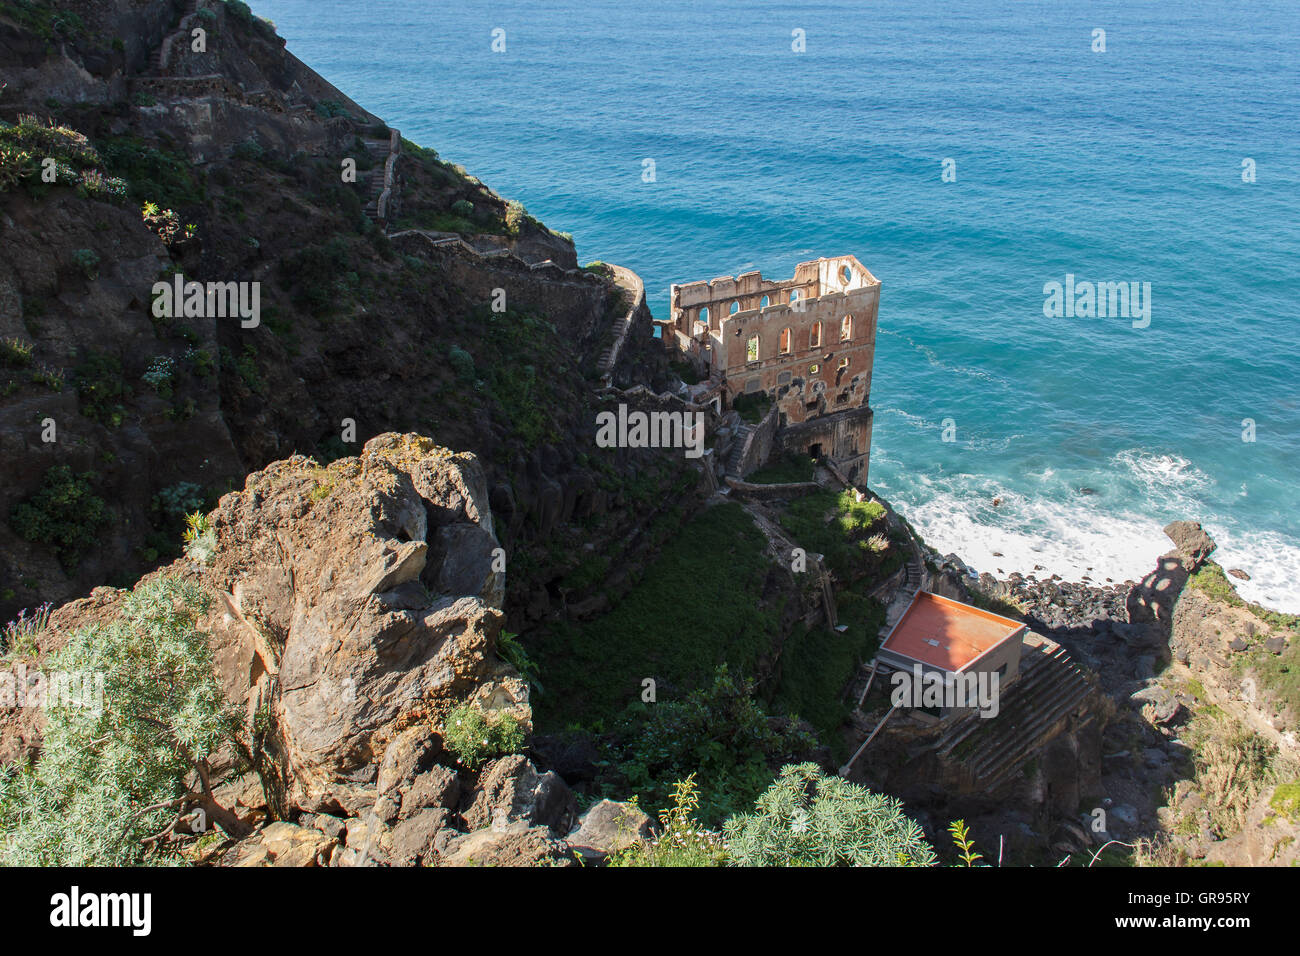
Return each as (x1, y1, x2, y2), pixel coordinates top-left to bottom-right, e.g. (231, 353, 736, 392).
(880, 591, 1022, 671)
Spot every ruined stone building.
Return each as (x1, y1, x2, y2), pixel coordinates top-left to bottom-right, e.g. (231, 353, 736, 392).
(662, 255, 880, 484)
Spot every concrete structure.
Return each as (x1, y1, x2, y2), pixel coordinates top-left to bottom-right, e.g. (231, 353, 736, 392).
(664, 256, 879, 484)
(874, 590, 1026, 722)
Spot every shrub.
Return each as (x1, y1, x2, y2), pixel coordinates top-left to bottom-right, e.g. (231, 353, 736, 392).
(0, 603, 51, 660)
(141, 355, 176, 396)
(154, 481, 204, 519)
(74, 351, 130, 426)
(450, 199, 474, 218)
(71, 248, 99, 280)
(607, 667, 819, 825)
(722, 763, 936, 866)
(504, 199, 528, 236)
(314, 100, 349, 119)
(447, 344, 475, 383)
(9, 465, 110, 570)
(0, 577, 253, 865)
(224, 0, 254, 26)
(608, 775, 727, 867)
(231, 138, 264, 162)
(442, 703, 524, 770)
(0, 338, 34, 368)
(183, 512, 217, 566)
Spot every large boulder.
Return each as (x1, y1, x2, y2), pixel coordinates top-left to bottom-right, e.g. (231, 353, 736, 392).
(1163, 521, 1217, 571)
(463, 754, 578, 835)
(565, 799, 655, 864)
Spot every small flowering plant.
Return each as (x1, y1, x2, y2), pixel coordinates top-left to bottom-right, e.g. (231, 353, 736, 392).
(441, 702, 524, 770)
(608, 774, 728, 867)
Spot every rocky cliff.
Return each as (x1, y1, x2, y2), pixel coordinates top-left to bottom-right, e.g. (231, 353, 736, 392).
(3, 432, 654, 866)
(0, 0, 683, 628)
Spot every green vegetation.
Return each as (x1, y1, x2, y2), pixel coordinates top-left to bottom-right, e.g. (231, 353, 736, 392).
(9, 465, 110, 570)
(182, 511, 217, 566)
(1270, 781, 1300, 822)
(769, 588, 886, 751)
(280, 236, 352, 312)
(747, 452, 816, 484)
(948, 819, 985, 866)
(0, 578, 253, 865)
(441, 703, 525, 770)
(533, 502, 777, 727)
(1188, 562, 1300, 721)
(0, 603, 49, 660)
(731, 390, 771, 424)
(603, 667, 819, 825)
(0, 116, 125, 200)
(777, 488, 891, 580)
(723, 763, 937, 866)
(0, 1, 86, 42)
(74, 351, 130, 426)
(1189, 562, 1300, 632)
(0, 338, 33, 368)
(70, 248, 99, 279)
(608, 776, 727, 867)
(469, 307, 565, 449)
(99, 136, 204, 208)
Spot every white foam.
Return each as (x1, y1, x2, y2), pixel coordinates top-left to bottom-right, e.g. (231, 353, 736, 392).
(1202, 524, 1300, 613)
(896, 486, 1166, 588)
(893, 484, 1300, 613)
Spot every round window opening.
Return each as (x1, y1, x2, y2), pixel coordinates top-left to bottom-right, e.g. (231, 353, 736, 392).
(840, 265, 853, 285)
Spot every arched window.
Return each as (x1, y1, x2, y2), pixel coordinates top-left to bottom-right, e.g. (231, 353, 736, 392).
(729, 301, 740, 315)
(809, 322, 821, 348)
(760, 295, 770, 308)
(840, 315, 853, 341)
(840, 265, 853, 285)
(779, 327, 792, 353)
(746, 335, 760, 362)
(699, 306, 710, 326)
(789, 289, 800, 304)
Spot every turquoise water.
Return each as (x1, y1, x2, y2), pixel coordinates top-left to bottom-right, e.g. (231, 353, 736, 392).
(253, 0, 1300, 609)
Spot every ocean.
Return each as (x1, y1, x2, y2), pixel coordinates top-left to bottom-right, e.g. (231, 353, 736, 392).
(251, 0, 1300, 610)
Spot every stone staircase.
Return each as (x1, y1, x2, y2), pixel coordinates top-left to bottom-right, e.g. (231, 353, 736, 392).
(362, 131, 401, 227)
(595, 265, 644, 385)
(148, 0, 200, 76)
(929, 634, 1095, 791)
(726, 423, 755, 475)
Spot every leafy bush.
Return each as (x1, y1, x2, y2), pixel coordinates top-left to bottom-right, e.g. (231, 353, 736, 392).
(0, 338, 33, 368)
(723, 763, 936, 866)
(71, 248, 99, 280)
(0, 117, 125, 199)
(183, 512, 217, 566)
(0, 603, 50, 660)
(224, 0, 254, 26)
(314, 100, 349, 119)
(74, 351, 130, 426)
(9, 465, 110, 569)
(442, 703, 525, 770)
(141, 355, 176, 396)
(504, 199, 530, 236)
(606, 667, 819, 825)
(608, 775, 727, 867)
(450, 199, 474, 218)
(154, 481, 204, 519)
(99, 137, 203, 207)
(231, 138, 264, 162)
(0, 577, 253, 865)
(447, 344, 475, 383)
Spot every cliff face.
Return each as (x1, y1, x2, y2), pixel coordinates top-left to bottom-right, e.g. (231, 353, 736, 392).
(0, 0, 683, 624)
(4, 433, 653, 866)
